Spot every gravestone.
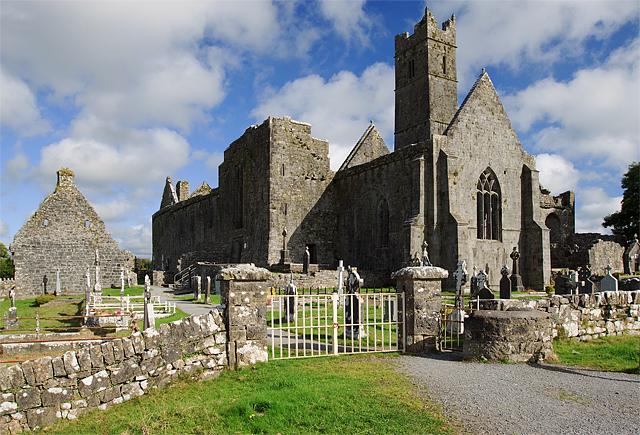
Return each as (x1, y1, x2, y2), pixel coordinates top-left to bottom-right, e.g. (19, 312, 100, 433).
(470, 267, 478, 297)
(42, 274, 48, 295)
(55, 267, 61, 296)
(84, 266, 91, 317)
(578, 265, 594, 294)
(600, 265, 618, 292)
(120, 268, 125, 313)
(335, 260, 345, 305)
(453, 260, 467, 307)
(302, 246, 310, 274)
(509, 248, 524, 293)
(476, 270, 494, 299)
(205, 276, 211, 304)
(500, 265, 511, 299)
(143, 275, 154, 330)
(282, 274, 297, 323)
(195, 276, 202, 300)
(344, 266, 363, 339)
(94, 249, 101, 294)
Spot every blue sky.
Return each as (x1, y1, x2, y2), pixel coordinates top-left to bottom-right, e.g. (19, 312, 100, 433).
(1, 0, 639, 259)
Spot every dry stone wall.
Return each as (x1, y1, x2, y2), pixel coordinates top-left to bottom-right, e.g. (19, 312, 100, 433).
(0, 311, 227, 431)
(475, 291, 640, 341)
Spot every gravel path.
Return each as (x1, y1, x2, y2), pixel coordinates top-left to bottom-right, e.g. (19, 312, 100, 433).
(395, 353, 640, 435)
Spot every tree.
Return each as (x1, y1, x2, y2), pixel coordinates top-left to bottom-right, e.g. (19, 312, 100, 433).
(0, 243, 15, 279)
(603, 162, 639, 247)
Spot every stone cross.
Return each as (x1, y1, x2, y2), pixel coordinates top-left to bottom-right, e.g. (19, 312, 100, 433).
(85, 266, 91, 316)
(336, 260, 345, 299)
(421, 241, 431, 267)
(470, 267, 478, 296)
(143, 274, 153, 330)
(283, 274, 297, 323)
(280, 227, 290, 264)
(578, 265, 593, 294)
(94, 248, 101, 293)
(56, 266, 61, 296)
(344, 266, 364, 339)
(120, 268, 125, 313)
(453, 260, 467, 308)
(9, 288, 15, 309)
(475, 269, 494, 299)
(43, 275, 48, 295)
(509, 247, 524, 293)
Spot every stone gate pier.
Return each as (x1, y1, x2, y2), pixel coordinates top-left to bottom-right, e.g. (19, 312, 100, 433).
(392, 266, 448, 353)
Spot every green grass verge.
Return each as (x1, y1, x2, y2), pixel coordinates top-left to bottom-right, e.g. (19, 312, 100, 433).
(552, 335, 639, 374)
(154, 307, 191, 327)
(47, 354, 452, 435)
(102, 286, 145, 297)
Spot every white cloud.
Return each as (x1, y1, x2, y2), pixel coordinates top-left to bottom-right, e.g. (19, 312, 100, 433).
(33, 122, 190, 200)
(319, 0, 372, 46)
(429, 1, 640, 89)
(2, 147, 29, 182)
(109, 222, 152, 258)
(536, 154, 580, 194)
(0, 220, 8, 238)
(251, 62, 394, 170)
(575, 188, 622, 234)
(0, 69, 49, 136)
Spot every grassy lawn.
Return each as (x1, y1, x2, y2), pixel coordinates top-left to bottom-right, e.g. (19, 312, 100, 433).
(47, 353, 452, 435)
(267, 295, 398, 350)
(552, 335, 639, 374)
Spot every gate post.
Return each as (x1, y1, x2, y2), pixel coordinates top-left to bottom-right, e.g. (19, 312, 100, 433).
(392, 266, 448, 353)
(218, 264, 271, 368)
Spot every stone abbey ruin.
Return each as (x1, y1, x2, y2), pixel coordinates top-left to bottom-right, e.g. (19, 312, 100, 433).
(10, 169, 133, 298)
(152, 7, 630, 291)
(152, 7, 604, 292)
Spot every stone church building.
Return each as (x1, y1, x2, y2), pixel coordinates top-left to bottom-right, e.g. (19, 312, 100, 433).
(10, 168, 133, 298)
(153, 8, 573, 290)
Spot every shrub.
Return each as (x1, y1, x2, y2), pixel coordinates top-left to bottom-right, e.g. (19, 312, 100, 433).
(545, 285, 554, 297)
(35, 294, 57, 306)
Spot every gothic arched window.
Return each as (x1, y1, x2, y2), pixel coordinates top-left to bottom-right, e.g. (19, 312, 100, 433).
(477, 168, 501, 240)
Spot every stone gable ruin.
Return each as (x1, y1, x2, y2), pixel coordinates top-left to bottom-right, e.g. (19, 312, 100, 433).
(152, 7, 615, 290)
(10, 169, 133, 298)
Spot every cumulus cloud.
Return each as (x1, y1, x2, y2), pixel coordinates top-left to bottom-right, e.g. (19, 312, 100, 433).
(536, 154, 580, 194)
(575, 188, 623, 234)
(319, 0, 372, 46)
(429, 1, 640, 89)
(109, 222, 152, 258)
(251, 62, 394, 170)
(0, 69, 49, 136)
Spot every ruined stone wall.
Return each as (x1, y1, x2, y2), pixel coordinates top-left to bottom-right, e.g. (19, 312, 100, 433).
(10, 170, 133, 299)
(437, 72, 549, 290)
(551, 233, 625, 273)
(267, 117, 336, 267)
(0, 311, 227, 431)
(476, 291, 640, 341)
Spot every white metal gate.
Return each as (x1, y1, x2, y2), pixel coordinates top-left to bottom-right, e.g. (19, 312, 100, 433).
(268, 292, 405, 359)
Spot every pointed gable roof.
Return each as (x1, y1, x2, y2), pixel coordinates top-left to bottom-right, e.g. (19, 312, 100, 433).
(160, 177, 178, 209)
(339, 122, 390, 171)
(191, 181, 212, 198)
(444, 71, 521, 147)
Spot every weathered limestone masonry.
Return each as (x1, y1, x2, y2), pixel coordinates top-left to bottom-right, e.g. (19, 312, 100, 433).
(0, 311, 227, 431)
(392, 266, 448, 353)
(0, 279, 14, 299)
(464, 310, 555, 363)
(475, 291, 640, 341)
(10, 169, 133, 299)
(218, 264, 270, 367)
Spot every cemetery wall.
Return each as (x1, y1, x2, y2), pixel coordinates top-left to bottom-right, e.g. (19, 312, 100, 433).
(476, 291, 640, 341)
(0, 311, 228, 431)
(10, 169, 133, 299)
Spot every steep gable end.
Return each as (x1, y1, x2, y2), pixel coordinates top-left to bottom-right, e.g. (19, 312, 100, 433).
(444, 71, 522, 150)
(339, 122, 390, 171)
(191, 181, 212, 198)
(160, 177, 179, 209)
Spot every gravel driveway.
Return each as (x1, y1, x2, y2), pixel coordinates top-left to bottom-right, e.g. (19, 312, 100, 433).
(395, 353, 639, 435)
